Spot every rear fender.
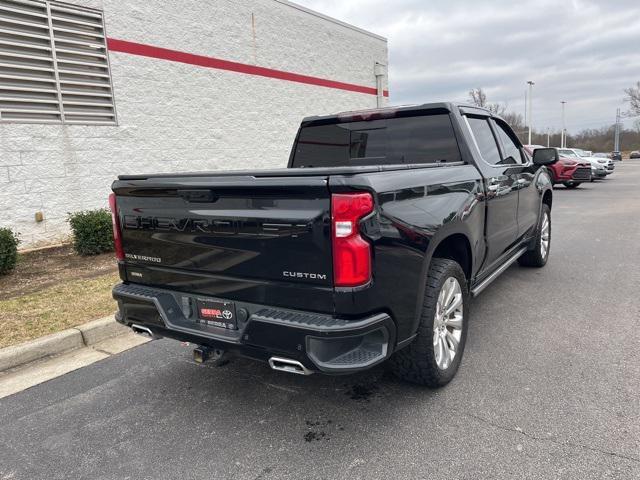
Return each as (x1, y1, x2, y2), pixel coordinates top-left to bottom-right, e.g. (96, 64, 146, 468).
(409, 223, 477, 341)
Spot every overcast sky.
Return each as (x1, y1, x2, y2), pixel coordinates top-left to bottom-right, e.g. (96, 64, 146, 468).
(296, 0, 640, 133)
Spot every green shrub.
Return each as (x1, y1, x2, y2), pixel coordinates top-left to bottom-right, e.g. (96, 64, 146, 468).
(68, 209, 114, 256)
(0, 227, 20, 275)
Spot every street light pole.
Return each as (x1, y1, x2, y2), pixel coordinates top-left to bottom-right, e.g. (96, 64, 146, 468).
(524, 89, 528, 131)
(527, 81, 535, 145)
(561, 101, 567, 148)
(614, 108, 621, 152)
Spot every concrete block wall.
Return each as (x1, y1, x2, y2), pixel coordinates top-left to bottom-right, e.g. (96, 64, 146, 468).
(0, 0, 388, 248)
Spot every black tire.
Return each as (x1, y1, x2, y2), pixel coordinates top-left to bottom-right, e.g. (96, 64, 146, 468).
(518, 204, 551, 268)
(390, 258, 469, 387)
(563, 182, 581, 189)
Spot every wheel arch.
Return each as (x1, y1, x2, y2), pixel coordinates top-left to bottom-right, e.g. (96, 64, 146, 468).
(406, 230, 475, 342)
(430, 233, 473, 282)
(546, 166, 557, 184)
(542, 189, 553, 210)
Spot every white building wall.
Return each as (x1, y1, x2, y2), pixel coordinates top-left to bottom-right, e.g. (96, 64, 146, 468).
(0, 0, 388, 247)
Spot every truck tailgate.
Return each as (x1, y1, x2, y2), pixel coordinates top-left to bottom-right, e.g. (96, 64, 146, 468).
(112, 174, 333, 310)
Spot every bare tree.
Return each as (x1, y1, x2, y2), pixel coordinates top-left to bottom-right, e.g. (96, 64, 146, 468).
(624, 81, 640, 116)
(502, 111, 524, 130)
(464, 85, 640, 149)
(489, 103, 507, 116)
(468, 88, 488, 108)
(502, 111, 525, 139)
(468, 87, 506, 115)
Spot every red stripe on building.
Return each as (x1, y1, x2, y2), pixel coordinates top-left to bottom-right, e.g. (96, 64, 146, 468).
(107, 38, 388, 98)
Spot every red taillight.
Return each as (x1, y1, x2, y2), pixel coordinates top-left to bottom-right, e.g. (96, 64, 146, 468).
(108, 193, 125, 261)
(331, 192, 374, 287)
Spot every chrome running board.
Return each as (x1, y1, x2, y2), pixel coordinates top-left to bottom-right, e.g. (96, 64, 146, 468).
(471, 247, 527, 297)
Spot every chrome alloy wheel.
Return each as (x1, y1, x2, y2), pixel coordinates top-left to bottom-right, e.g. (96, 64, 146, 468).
(540, 212, 550, 258)
(433, 277, 464, 370)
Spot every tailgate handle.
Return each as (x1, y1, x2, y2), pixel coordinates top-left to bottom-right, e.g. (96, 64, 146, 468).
(177, 189, 218, 203)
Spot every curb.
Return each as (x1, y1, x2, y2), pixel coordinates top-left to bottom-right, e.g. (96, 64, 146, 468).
(75, 316, 129, 346)
(0, 316, 129, 373)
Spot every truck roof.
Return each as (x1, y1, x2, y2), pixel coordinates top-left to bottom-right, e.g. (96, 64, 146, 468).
(301, 102, 496, 126)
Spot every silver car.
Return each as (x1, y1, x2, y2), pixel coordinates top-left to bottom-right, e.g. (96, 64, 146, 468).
(558, 148, 612, 178)
(577, 149, 615, 174)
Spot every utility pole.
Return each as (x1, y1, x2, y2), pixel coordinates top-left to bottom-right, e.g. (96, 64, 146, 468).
(527, 81, 535, 145)
(614, 108, 621, 152)
(524, 89, 528, 134)
(546, 128, 550, 147)
(561, 101, 567, 148)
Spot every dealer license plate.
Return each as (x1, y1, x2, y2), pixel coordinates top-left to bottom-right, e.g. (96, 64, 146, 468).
(196, 299, 237, 330)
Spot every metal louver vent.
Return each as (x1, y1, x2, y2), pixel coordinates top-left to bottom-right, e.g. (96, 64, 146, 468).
(0, 0, 116, 124)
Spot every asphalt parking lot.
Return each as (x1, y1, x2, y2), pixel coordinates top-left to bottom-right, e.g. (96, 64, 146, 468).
(1, 163, 639, 480)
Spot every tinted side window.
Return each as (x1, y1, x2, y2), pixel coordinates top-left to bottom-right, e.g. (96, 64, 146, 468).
(388, 115, 461, 165)
(292, 113, 461, 168)
(494, 121, 523, 164)
(467, 117, 501, 165)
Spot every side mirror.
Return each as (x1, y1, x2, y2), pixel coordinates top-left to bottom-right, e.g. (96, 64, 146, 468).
(532, 148, 559, 166)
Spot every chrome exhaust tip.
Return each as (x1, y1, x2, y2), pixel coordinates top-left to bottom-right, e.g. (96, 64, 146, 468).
(268, 356, 313, 376)
(130, 324, 160, 339)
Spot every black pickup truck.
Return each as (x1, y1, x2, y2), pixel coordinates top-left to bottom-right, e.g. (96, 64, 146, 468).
(110, 103, 558, 387)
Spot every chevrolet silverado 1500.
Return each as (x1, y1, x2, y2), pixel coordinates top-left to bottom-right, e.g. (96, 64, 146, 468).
(110, 103, 557, 387)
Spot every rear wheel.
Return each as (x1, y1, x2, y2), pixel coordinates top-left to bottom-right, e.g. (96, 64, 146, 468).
(563, 182, 581, 189)
(518, 204, 550, 267)
(390, 258, 469, 387)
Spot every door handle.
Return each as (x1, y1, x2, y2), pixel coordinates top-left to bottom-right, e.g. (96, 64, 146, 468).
(487, 177, 501, 192)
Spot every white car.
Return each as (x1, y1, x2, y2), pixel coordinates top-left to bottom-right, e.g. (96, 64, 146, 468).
(557, 148, 611, 179)
(581, 149, 615, 174)
(575, 148, 615, 174)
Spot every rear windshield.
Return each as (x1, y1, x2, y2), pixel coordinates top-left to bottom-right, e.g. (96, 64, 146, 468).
(291, 113, 461, 168)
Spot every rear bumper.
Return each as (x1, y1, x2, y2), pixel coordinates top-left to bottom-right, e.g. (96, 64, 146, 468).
(113, 283, 396, 374)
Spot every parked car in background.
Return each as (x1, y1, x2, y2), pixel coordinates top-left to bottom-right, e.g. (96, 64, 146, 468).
(582, 149, 616, 174)
(558, 148, 609, 179)
(630, 151, 640, 159)
(579, 148, 615, 174)
(611, 151, 623, 161)
(525, 145, 590, 188)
